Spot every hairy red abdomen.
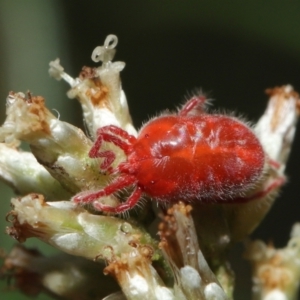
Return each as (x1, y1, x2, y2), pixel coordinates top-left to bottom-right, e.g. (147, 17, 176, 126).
(127, 115, 265, 202)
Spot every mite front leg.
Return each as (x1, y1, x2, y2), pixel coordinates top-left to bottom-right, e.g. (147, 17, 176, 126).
(72, 174, 137, 205)
(99, 125, 136, 145)
(97, 125, 136, 155)
(101, 133, 133, 155)
(89, 125, 136, 172)
(89, 134, 104, 158)
(89, 135, 116, 173)
(93, 186, 142, 213)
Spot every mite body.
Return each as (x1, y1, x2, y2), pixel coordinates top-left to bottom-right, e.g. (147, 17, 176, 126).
(73, 96, 266, 213)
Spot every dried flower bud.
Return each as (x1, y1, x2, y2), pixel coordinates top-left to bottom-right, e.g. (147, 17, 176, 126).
(158, 202, 228, 300)
(256, 85, 300, 166)
(245, 223, 300, 300)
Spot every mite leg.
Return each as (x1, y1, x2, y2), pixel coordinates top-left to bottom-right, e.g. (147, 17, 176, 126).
(89, 134, 104, 158)
(101, 133, 133, 155)
(243, 158, 286, 202)
(98, 125, 136, 144)
(89, 135, 117, 173)
(227, 176, 286, 204)
(73, 174, 137, 204)
(93, 186, 142, 213)
(89, 126, 137, 171)
(179, 95, 207, 116)
(89, 134, 132, 158)
(95, 150, 116, 173)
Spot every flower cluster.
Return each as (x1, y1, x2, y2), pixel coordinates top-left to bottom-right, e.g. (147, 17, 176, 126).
(0, 35, 299, 300)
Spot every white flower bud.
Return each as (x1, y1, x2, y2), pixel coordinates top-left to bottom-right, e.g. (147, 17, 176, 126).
(0, 92, 111, 194)
(49, 35, 137, 140)
(7, 194, 157, 261)
(0, 143, 71, 199)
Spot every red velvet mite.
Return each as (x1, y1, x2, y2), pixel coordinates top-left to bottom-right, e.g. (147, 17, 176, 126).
(73, 95, 266, 213)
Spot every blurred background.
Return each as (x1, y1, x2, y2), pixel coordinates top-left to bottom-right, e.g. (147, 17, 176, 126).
(1, 1, 300, 299)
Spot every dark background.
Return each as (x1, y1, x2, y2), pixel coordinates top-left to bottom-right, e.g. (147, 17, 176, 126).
(1, 1, 300, 299)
